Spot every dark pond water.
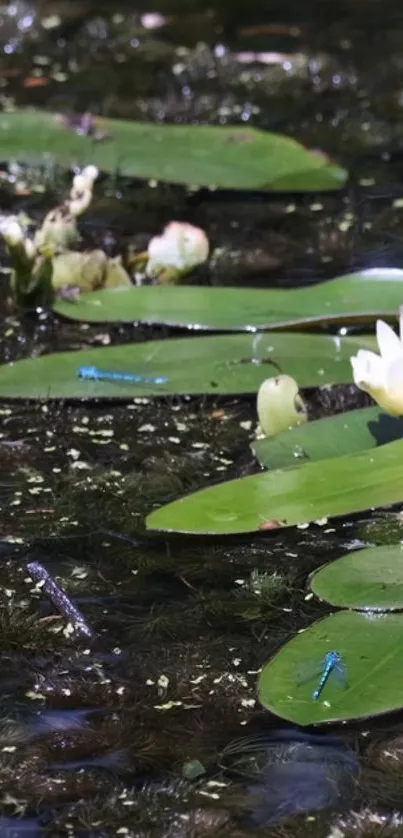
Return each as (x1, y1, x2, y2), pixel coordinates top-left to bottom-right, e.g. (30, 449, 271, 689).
(3, 1, 403, 836)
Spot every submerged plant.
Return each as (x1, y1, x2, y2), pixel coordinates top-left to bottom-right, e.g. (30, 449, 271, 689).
(247, 569, 288, 604)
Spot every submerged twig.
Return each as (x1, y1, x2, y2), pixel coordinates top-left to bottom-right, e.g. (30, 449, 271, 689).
(26, 561, 95, 640)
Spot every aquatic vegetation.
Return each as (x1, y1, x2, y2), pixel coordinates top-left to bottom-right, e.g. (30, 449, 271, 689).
(309, 544, 403, 610)
(5, 3, 403, 835)
(54, 269, 403, 330)
(256, 373, 307, 438)
(0, 110, 347, 191)
(246, 569, 288, 604)
(0, 212, 53, 306)
(256, 536, 403, 725)
(0, 331, 374, 398)
(252, 404, 402, 470)
(259, 610, 403, 725)
(51, 250, 131, 294)
(351, 315, 403, 416)
(146, 436, 403, 535)
(34, 164, 98, 251)
(0, 166, 131, 305)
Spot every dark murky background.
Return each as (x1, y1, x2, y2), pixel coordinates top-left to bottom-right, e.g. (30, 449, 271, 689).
(3, 1, 403, 836)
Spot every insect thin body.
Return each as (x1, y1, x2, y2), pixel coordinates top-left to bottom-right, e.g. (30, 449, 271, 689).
(77, 366, 168, 385)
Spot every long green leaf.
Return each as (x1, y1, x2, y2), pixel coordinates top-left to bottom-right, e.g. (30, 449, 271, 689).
(0, 110, 345, 191)
(310, 545, 403, 610)
(258, 611, 403, 725)
(0, 332, 373, 399)
(146, 437, 403, 535)
(252, 407, 403, 470)
(54, 269, 403, 331)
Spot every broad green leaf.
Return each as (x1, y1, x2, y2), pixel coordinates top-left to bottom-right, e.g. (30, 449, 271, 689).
(258, 610, 403, 725)
(310, 545, 403, 610)
(54, 268, 403, 331)
(146, 437, 403, 535)
(0, 110, 346, 191)
(0, 332, 374, 399)
(252, 407, 403, 470)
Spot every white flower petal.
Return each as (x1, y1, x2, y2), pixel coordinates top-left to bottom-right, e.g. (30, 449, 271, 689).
(384, 358, 403, 415)
(376, 319, 403, 363)
(350, 349, 386, 392)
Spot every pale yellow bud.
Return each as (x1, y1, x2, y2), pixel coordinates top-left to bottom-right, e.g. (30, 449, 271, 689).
(257, 374, 307, 438)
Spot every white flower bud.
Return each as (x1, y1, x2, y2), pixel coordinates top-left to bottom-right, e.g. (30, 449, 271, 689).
(81, 165, 98, 185)
(24, 238, 35, 259)
(0, 216, 24, 247)
(71, 173, 88, 195)
(257, 374, 307, 438)
(72, 166, 98, 196)
(146, 221, 209, 277)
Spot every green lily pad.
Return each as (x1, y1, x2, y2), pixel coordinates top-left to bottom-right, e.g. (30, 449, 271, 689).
(252, 407, 403, 470)
(0, 110, 346, 191)
(146, 437, 403, 535)
(258, 610, 403, 725)
(0, 332, 373, 399)
(54, 269, 403, 331)
(310, 545, 403, 611)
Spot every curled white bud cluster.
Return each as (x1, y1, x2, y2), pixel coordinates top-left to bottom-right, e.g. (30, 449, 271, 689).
(146, 221, 209, 278)
(68, 165, 99, 217)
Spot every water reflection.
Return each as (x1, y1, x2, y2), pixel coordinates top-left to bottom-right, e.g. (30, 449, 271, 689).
(223, 728, 359, 826)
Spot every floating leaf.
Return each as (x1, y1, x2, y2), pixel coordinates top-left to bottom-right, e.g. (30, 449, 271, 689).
(0, 332, 373, 399)
(54, 269, 403, 331)
(252, 407, 403, 470)
(258, 611, 403, 725)
(310, 545, 403, 611)
(0, 110, 346, 191)
(146, 437, 403, 535)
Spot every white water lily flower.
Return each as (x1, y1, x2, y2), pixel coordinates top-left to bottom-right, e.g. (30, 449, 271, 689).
(350, 317, 403, 416)
(146, 221, 209, 277)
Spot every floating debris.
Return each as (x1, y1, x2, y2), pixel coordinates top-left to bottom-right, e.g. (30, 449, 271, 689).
(26, 561, 95, 640)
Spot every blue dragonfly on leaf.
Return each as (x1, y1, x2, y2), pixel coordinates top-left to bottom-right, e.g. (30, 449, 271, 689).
(77, 366, 168, 386)
(297, 651, 348, 701)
